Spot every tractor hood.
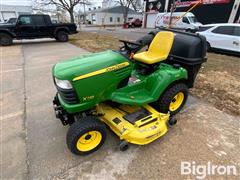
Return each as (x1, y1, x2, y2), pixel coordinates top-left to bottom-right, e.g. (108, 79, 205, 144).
(53, 50, 130, 81)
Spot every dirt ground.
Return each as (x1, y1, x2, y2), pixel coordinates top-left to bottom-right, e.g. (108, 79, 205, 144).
(70, 32, 240, 116)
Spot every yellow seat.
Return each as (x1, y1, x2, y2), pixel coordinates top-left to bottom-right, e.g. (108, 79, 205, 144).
(133, 31, 174, 64)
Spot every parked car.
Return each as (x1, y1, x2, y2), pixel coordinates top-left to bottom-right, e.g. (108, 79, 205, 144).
(127, 18, 142, 28)
(0, 14, 78, 46)
(155, 12, 202, 32)
(197, 23, 240, 54)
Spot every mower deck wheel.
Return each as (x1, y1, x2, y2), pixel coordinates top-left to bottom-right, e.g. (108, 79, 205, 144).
(66, 116, 106, 155)
(119, 140, 129, 151)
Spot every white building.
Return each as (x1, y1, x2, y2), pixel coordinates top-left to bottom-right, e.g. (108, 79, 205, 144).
(0, 4, 32, 22)
(84, 6, 142, 25)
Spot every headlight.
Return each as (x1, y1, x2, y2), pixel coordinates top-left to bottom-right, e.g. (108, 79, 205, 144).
(55, 78, 73, 89)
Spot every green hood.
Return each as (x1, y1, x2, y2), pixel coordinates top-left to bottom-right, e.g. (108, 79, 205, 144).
(53, 50, 128, 81)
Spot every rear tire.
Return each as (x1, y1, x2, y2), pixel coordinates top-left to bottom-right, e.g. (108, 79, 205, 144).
(152, 83, 188, 115)
(56, 31, 69, 42)
(66, 116, 106, 155)
(206, 42, 211, 52)
(0, 33, 13, 46)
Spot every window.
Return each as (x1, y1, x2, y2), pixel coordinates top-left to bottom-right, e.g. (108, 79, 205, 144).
(198, 26, 214, 32)
(233, 27, 240, 36)
(182, 17, 189, 24)
(188, 16, 198, 23)
(19, 16, 32, 25)
(212, 26, 235, 36)
(117, 17, 120, 22)
(110, 17, 113, 22)
(32, 16, 45, 26)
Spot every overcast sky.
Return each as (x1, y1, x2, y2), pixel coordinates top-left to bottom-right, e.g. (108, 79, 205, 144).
(0, 0, 103, 6)
(0, 0, 32, 5)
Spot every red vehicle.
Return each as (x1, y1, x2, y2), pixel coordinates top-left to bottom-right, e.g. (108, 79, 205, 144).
(127, 18, 142, 28)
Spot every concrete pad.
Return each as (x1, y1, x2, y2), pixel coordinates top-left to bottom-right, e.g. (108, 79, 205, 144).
(0, 45, 27, 179)
(1, 45, 23, 72)
(1, 39, 239, 180)
(1, 116, 28, 180)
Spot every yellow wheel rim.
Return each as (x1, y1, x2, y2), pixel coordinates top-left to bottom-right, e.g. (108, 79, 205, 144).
(169, 92, 184, 112)
(76, 131, 102, 152)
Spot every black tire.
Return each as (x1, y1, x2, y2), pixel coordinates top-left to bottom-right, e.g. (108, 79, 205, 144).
(66, 116, 106, 155)
(206, 42, 211, 52)
(0, 33, 13, 46)
(56, 31, 69, 42)
(152, 83, 188, 115)
(119, 140, 129, 151)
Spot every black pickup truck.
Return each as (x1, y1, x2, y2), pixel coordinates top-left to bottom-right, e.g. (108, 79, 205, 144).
(0, 14, 78, 46)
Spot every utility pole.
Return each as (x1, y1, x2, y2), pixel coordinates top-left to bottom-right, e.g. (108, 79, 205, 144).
(83, 0, 86, 24)
(169, 0, 176, 28)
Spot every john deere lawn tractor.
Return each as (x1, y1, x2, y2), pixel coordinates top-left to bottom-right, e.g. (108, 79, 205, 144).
(52, 29, 207, 155)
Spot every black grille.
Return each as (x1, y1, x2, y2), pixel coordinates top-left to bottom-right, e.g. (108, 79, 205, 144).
(56, 87, 79, 104)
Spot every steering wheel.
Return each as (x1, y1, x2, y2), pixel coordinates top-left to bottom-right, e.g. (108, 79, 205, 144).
(119, 39, 141, 52)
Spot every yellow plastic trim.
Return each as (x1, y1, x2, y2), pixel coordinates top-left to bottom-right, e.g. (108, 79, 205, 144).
(76, 131, 102, 152)
(133, 31, 174, 64)
(98, 104, 169, 145)
(169, 92, 184, 111)
(73, 62, 129, 81)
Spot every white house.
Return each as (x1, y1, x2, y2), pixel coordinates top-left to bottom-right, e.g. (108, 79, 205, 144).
(0, 4, 32, 22)
(84, 6, 142, 25)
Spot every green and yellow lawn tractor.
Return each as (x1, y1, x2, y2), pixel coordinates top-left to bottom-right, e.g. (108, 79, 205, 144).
(52, 29, 207, 155)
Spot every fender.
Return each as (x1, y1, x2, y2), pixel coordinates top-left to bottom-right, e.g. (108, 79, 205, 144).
(0, 29, 16, 37)
(54, 26, 70, 36)
(111, 64, 188, 105)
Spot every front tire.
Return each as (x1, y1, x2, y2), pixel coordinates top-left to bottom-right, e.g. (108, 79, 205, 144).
(152, 83, 188, 115)
(0, 33, 13, 46)
(56, 31, 69, 42)
(66, 116, 106, 155)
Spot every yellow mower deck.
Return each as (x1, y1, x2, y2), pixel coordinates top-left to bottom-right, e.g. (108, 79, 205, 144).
(97, 104, 169, 145)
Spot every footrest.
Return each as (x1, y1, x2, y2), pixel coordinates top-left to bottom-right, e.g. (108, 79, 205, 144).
(123, 108, 152, 124)
(112, 89, 154, 105)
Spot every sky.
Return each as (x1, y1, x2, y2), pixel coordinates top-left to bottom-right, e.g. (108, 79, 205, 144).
(0, 0, 103, 6)
(0, 0, 107, 12)
(0, 0, 32, 5)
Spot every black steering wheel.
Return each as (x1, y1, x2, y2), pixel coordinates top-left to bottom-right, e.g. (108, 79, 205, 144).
(119, 39, 141, 52)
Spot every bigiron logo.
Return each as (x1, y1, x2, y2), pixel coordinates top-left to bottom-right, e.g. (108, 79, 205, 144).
(181, 161, 238, 179)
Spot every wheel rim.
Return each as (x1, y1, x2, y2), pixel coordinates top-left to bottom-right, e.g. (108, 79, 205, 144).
(169, 92, 184, 112)
(1, 37, 9, 44)
(60, 34, 67, 41)
(76, 131, 102, 152)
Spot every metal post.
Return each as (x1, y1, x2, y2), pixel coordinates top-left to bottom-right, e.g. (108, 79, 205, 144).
(169, 0, 176, 28)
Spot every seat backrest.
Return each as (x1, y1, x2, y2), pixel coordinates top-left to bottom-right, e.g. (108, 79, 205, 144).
(148, 31, 174, 57)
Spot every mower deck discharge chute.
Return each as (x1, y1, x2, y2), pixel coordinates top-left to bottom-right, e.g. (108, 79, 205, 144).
(52, 30, 207, 155)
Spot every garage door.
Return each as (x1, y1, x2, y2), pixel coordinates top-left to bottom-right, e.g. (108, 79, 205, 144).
(2, 12, 16, 21)
(146, 13, 157, 28)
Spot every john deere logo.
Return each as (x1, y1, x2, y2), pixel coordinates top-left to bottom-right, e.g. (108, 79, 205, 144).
(106, 63, 129, 72)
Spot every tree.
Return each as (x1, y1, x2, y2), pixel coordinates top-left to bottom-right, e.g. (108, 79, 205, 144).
(37, 0, 89, 23)
(117, 0, 131, 23)
(116, 0, 142, 23)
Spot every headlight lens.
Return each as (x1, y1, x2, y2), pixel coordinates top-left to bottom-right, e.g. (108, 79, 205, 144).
(55, 78, 73, 89)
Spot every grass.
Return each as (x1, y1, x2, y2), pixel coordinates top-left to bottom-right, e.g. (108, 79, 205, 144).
(70, 31, 240, 116)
